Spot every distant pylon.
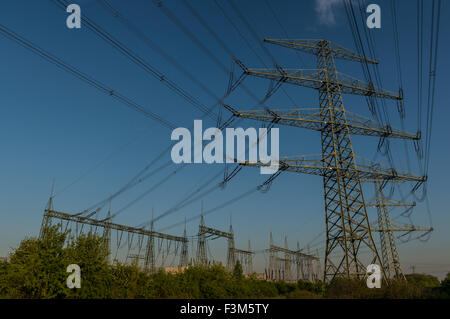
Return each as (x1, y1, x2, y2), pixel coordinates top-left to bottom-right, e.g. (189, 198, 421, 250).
(248, 240, 253, 274)
(180, 217, 189, 267)
(296, 241, 303, 281)
(144, 208, 155, 273)
(227, 216, 236, 270)
(103, 204, 112, 264)
(315, 248, 322, 282)
(269, 232, 275, 281)
(284, 236, 292, 282)
(39, 182, 55, 239)
(196, 202, 207, 265)
(368, 182, 431, 281)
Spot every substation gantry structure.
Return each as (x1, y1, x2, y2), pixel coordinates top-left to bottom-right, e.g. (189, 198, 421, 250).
(196, 215, 253, 273)
(267, 232, 319, 283)
(40, 200, 189, 273)
(367, 182, 433, 281)
(224, 39, 425, 282)
(232, 240, 254, 275)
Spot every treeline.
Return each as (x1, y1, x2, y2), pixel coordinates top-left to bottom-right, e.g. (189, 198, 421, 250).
(0, 226, 449, 299)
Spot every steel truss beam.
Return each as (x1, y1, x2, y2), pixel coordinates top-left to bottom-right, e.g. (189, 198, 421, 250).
(241, 154, 425, 183)
(44, 209, 187, 242)
(223, 105, 419, 140)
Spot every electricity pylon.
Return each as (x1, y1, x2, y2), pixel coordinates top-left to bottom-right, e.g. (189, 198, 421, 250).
(39, 183, 55, 239)
(227, 223, 236, 270)
(103, 208, 112, 264)
(296, 241, 303, 280)
(180, 218, 189, 267)
(226, 39, 425, 282)
(367, 183, 433, 280)
(144, 209, 155, 273)
(196, 214, 207, 265)
(284, 237, 292, 282)
(248, 240, 253, 273)
(315, 249, 322, 282)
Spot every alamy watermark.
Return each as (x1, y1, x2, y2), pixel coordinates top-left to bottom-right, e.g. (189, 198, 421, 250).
(366, 4, 381, 29)
(366, 264, 382, 288)
(66, 264, 81, 289)
(170, 120, 279, 174)
(66, 4, 81, 29)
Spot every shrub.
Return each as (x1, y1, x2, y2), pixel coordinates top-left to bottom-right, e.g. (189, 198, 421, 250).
(1, 227, 448, 299)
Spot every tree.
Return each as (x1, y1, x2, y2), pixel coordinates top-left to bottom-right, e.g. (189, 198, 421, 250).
(65, 232, 112, 298)
(232, 260, 243, 279)
(405, 273, 440, 288)
(5, 225, 69, 298)
(440, 272, 450, 296)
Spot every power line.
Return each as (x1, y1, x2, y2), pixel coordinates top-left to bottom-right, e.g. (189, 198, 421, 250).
(223, 0, 298, 105)
(417, 0, 424, 136)
(51, 0, 218, 122)
(53, 126, 154, 197)
(148, 169, 224, 225)
(263, 0, 305, 67)
(45, 0, 250, 218)
(97, 0, 226, 110)
(151, 0, 270, 105)
(157, 186, 258, 232)
(0, 23, 176, 130)
(424, 0, 441, 176)
(106, 0, 291, 226)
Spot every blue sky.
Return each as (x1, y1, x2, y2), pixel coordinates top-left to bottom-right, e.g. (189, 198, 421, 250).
(0, 0, 449, 278)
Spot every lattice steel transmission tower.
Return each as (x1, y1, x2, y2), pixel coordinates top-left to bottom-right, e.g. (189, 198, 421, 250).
(196, 214, 207, 265)
(283, 237, 292, 282)
(39, 183, 55, 239)
(315, 248, 322, 282)
(227, 223, 236, 270)
(372, 182, 407, 280)
(295, 241, 303, 280)
(103, 209, 112, 264)
(368, 183, 433, 280)
(247, 240, 253, 274)
(144, 211, 155, 273)
(226, 39, 425, 282)
(180, 219, 189, 267)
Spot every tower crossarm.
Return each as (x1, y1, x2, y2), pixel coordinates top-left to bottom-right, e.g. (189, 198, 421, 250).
(270, 245, 319, 260)
(371, 220, 433, 233)
(199, 225, 233, 239)
(127, 253, 145, 259)
(366, 199, 417, 207)
(240, 154, 426, 183)
(240, 66, 401, 100)
(264, 39, 379, 64)
(223, 105, 419, 140)
(232, 247, 254, 255)
(45, 209, 187, 242)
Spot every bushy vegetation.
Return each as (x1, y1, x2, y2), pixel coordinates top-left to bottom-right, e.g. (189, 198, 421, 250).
(325, 277, 424, 299)
(0, 227, 448, 299)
